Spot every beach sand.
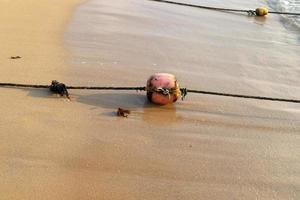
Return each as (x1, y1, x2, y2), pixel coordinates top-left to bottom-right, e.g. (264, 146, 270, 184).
(1, 0, 300, 199)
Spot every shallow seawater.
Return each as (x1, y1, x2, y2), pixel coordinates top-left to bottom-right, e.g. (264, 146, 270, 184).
(268, 0, 300, 30)
(62, 0, 300, 199)
(65, 0, 300, 101)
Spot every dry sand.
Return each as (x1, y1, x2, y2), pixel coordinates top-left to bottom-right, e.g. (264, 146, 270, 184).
(0, 0, 86, 83)
(1, 0, 300, 199)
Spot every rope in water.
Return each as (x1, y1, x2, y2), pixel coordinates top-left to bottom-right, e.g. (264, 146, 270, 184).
(0, 82, 299, 103)
(149, 0, 300, 16)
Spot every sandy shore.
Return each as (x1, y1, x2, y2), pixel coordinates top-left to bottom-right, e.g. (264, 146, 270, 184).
(1, 0, 300, 199)
(0, 0, 84, 83)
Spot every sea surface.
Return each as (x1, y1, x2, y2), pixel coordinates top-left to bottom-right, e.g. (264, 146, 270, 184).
(62, 0, 300, 199)
(65, 0, 300, 101)
(268, 0, 300, 29)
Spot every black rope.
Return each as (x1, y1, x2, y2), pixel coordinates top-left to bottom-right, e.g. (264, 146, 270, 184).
(67, 86, 146, 91)
(186, 89, 300, 103)
(0, 83, 146, 91)
(149, 0, 300, 16)
(268, 11, 300, 15)
(0, 82, 300, 104)
(0, 83, 49, 88)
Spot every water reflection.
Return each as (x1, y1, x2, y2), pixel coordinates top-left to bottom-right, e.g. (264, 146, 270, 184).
(142, 102, 179, 126)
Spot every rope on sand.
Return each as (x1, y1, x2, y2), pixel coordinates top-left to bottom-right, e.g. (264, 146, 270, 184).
(0, 82, 300, 104)
(0, 83, 145, 91)
(185, 89, 300, 103)
(149, 0, 300, 16)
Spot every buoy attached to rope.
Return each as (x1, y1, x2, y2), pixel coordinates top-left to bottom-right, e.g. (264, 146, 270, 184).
(255, 7, 268, 16)
(149, 1, 287, 17)
(146, 73, 180, 105)
(0, 78, 300, 103)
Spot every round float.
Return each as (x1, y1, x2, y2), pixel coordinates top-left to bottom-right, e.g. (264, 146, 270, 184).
(146, 73, 180, 105)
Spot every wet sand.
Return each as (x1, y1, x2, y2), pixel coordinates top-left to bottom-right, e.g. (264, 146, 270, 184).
(1, 0, 300, 199)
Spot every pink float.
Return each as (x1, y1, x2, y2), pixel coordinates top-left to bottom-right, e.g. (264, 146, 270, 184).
(146, 73, 180, 105)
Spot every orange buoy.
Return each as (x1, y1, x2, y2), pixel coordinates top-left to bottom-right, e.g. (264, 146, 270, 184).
(146, 73, 180, 105)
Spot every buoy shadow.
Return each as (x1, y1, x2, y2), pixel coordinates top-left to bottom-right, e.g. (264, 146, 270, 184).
(76, 92, 179, 124)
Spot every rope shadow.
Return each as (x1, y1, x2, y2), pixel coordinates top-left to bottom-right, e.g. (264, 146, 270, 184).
(23, 88, 53, 98)
(75, 92, 150, 109)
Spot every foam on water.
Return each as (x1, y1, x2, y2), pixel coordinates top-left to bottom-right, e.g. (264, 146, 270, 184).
(267, 0, 300, 30)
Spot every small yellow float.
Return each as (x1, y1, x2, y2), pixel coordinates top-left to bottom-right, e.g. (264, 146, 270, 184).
(255, 7, 268, 16)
